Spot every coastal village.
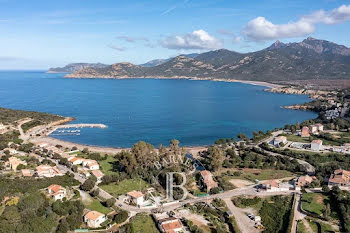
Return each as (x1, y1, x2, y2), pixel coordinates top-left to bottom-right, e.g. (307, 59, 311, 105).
(1, 86, 350, 233)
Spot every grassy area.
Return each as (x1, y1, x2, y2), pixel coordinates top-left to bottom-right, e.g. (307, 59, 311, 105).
(83, 198, 111, 215)
(297, 220, 307, 233)
(287, 135, 311, 143)
(287, 134, 341, 146)
(99, 156, 118, 175)
(301, 193, 328, 217)
(100, 178, 149, 197)
(232, 169, 294, 182)
(129, 213, 159, 233)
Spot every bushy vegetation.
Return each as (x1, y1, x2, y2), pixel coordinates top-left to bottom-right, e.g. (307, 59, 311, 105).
(0, 175, 83, 233)
(0, 107, 63, 125)
(259, 195, 293, 233)
(0, 174, 79, 201)
(328, 186, 350, 232)
(232, 196, 261, 208)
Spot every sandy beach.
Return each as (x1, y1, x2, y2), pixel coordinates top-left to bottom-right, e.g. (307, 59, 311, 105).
(30, 135, 208, 155)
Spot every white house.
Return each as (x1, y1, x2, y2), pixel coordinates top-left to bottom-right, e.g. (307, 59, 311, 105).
(127, 190, 144, 206)
(311, 140, 323, 151)
(36, 165, 64, 178)
(315, 123, 324, 132)
(309, 125, 318, 134)
(273, 136, 287, 147)
(47, 184, 66, 201)
(84, 211, 107, 228)
(68, 157, 84, 165)
(82, 159, 100, 170)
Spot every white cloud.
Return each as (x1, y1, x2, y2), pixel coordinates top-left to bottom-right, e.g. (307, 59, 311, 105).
(161, 29, 222, 50)
(108, 44, 126, 51)
(116, 36, 148, 43)
(243, 4, 350, 41)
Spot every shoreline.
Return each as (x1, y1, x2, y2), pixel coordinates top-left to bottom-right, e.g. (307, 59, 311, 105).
(29, 135, 208, 155)
(64, 75, 282, 89)
(24, 75, 314, 154)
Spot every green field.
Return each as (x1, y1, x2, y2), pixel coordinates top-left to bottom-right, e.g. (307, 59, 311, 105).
(99, 156, 118, 175)
(232, 169, 294, 181)
(129, 213, 159, 233)
(286, 135, 312, 143)
(297, 220, 307, 233)
(301, 193, 328, 216)
(100, 178, 149, 197)
(287, 134, 342, 146)
(83, 198, 112, 215)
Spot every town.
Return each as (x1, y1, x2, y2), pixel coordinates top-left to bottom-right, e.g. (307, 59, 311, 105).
(1, 86, 350, 233)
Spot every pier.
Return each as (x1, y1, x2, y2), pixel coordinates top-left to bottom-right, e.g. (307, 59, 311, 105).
(54, 124, 107, 129)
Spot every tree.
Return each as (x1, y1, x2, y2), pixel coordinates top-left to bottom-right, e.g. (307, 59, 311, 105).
(323, 203, 331, 220)
(71, 146, 78, 151)
(208, 146, 225, 171)
(56, 218, 69, 233)
(114, 210, 129, 223)
(80, 179, 95, 191)
(322, 185, 330, 193)
(105, 198, 116, 207)
(91, 189, 99, 197)
(82, 148, 89, 154)
(16, 164, 26, 170)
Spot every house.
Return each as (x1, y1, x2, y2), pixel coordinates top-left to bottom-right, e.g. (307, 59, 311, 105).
(7, 157, 27, 171)
(35, 165, 63, 178)
(301, 127, 310, 137)
(21, 169, 33, 177)
(311, 140, 323, 151)
(294, 175, 315, 190)
(91, 170, 104, 183)
(158, 217, 184, 233)
(200, 170, 218, 192)
(273, 136, 287, 147)
(127, 190, 144, 206)
(328, 169, 350, 186)
(84, 211, 107, 228)
(86, 161, 100, 170)
(4, 148, 18, 155)
(261, 180, 280, 192)
(309, 125, 318, 134)
(315, 123, 324, 132)
(47, 184, 66, 201)
(78, 168, 91, 178)
(68, 157, 84, 165)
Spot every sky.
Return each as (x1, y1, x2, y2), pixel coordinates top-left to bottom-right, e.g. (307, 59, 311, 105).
(1, 0, 350, 69)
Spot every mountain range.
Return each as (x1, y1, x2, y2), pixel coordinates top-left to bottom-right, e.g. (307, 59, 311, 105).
(61, 38, 350, 82)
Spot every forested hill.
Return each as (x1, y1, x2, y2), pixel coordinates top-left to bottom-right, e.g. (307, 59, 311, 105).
(64, 37, 350, 82)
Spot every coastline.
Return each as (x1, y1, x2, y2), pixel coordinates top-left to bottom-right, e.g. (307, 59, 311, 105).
(64, 74, 282, 89)
(29, 135, 208, 155)
(23, 74, 316, 153)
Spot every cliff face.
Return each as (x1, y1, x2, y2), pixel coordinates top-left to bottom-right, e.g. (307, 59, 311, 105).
(64, 38, 350, 82)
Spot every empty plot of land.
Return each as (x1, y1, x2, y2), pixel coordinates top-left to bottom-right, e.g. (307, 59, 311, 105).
(229, 179, 254, 188)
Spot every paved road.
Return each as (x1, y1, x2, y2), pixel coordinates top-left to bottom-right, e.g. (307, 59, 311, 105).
(291, 194, 306, 233)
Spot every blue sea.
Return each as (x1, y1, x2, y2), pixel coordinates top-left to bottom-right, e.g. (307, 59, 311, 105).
(0, 71, 317, 148)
